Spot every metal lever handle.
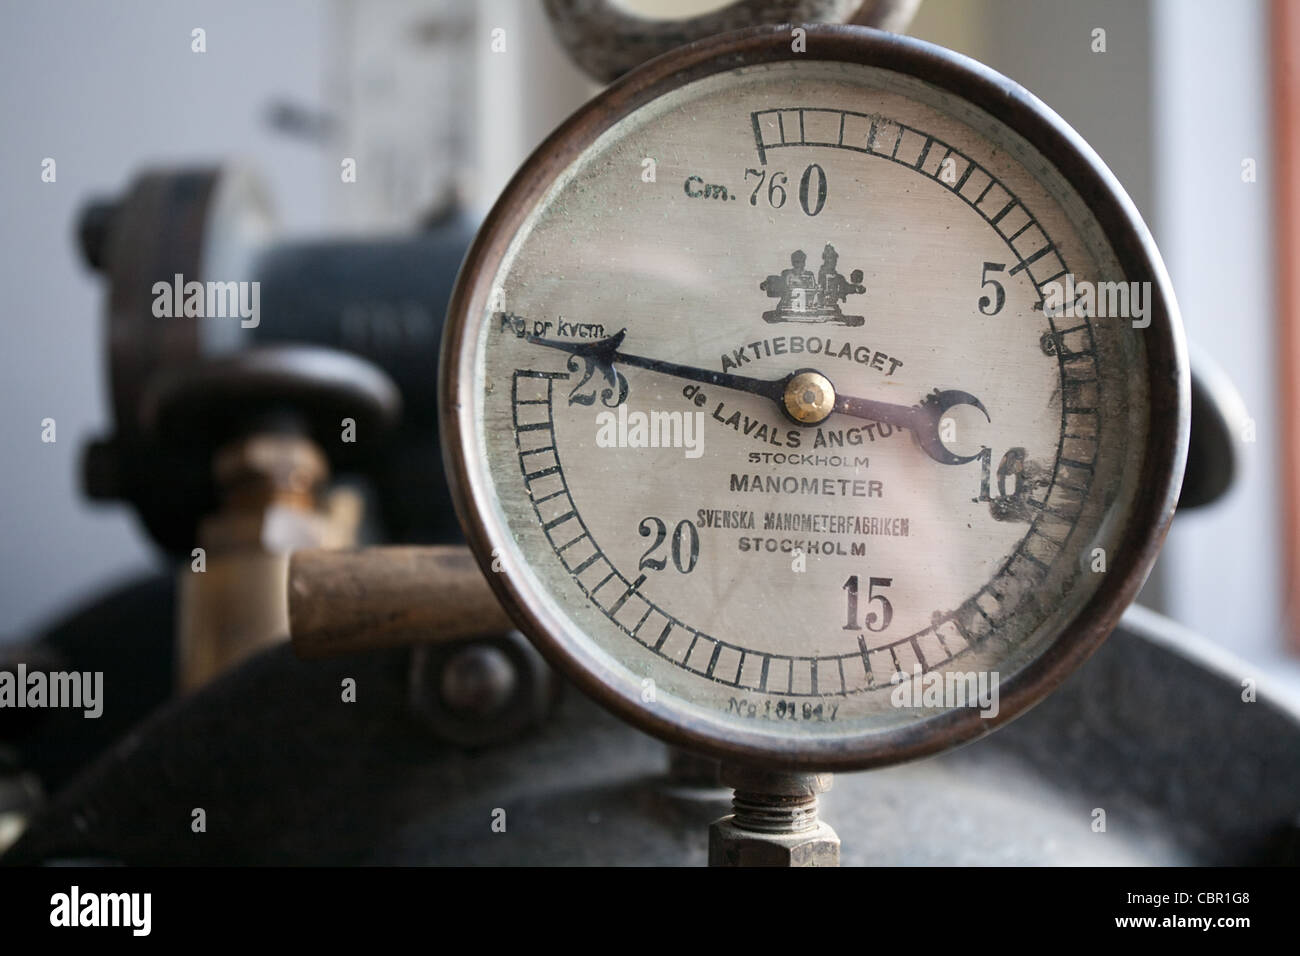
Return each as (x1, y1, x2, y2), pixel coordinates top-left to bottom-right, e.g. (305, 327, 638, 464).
(288, 546, 512, 659)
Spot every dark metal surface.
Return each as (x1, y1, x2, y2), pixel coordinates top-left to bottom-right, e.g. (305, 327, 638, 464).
(408, 632, 558, 749)
(541, 0, 921, 83)
(78, 170, 225, 552)
(140, 345, 401, 464)
(246, 215, 479, 543)
(439, 24, 1190, 771)
(251, 216, 477, 428)
(4, 607, 1296, 865)
(92, 170, 222, 445)
(1180, 347, 1249, 510)
(0, 575, 174, 793)
(78, 170, 476, 551)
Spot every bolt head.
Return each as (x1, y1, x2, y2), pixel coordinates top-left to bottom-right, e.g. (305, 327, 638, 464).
(440, 645, 516, 717)
(708, 816, 840, 867)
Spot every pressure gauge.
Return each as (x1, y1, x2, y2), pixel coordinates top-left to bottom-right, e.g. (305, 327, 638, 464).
(441, 25, 1187, 770)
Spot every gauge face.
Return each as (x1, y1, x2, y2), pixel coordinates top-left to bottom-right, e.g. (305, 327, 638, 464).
(443, 27, 1186, 769)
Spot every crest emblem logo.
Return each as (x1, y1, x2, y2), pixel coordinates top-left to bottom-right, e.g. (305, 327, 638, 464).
(759, 244, 865, 326)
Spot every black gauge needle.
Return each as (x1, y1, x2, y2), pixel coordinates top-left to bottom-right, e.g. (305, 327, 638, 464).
(527, 329, 988, 465)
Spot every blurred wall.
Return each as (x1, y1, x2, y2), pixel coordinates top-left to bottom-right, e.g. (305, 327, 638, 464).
(1151, 0, 1288, 688)
(0, 0, 589, 643)
(0, 0, 331, 641)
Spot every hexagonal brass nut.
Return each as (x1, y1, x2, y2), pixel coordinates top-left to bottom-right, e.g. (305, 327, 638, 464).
(708, 817, 840, 867)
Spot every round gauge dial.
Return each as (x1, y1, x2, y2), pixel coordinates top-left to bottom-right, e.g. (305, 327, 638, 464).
(442, 26, 1187, 769)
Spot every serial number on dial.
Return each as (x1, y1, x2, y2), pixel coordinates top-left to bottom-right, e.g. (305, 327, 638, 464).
(728, 696, 841, 722)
